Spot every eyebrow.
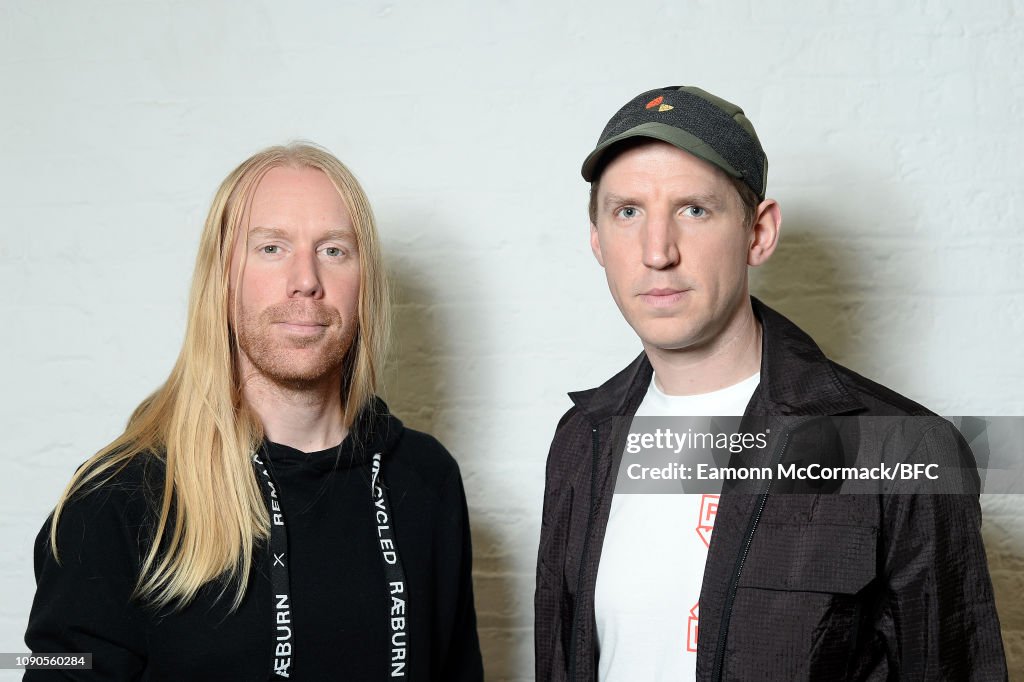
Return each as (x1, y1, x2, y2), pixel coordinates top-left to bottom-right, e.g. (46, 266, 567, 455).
(248, 226, 356, 241)
(601, 191, 727, 211)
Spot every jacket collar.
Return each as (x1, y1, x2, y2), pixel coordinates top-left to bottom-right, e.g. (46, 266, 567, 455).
(569, 297, 864, 422)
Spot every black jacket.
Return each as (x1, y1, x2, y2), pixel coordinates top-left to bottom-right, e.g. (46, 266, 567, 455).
(535, 298, 1007, 681)
(26, 399, 484, 681)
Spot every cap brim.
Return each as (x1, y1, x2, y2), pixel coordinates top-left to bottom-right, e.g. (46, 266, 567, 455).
(581, 122, 744, 183)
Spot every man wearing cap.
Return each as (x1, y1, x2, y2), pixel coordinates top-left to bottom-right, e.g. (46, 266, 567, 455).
(534, 86, 1006, 680)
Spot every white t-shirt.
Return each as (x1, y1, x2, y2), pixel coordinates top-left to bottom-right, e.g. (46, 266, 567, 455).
(595, 372, 760, 682)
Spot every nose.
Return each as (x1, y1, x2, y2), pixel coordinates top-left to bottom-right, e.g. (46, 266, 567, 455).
(641, 212, 680, 270)
(287, 249, 324, 298)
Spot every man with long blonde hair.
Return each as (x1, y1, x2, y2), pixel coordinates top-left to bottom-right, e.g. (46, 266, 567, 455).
(25, 143, 484, 680)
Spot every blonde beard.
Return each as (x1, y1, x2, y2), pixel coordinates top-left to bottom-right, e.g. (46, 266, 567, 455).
(235, 299, 356, 390)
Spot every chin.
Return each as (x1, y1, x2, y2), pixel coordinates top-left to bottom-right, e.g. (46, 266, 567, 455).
(636, 331, 700, 352)
(247, 347, 348, 387)
(266, 365, 342, 388)
(642, 337, 702, 353)
(631, 319, 706, 352)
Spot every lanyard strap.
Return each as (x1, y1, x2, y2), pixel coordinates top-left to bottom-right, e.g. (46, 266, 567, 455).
(251, 447, 410, 680)
(252, 449, 295, 679)
(372, 452, 409, 678)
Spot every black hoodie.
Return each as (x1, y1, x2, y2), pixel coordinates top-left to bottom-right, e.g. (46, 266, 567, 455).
(25, 399, 484, 681)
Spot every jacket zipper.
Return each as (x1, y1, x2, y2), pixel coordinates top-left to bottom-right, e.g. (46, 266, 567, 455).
(568, 426, 600, 682)
(711, 420, 807, 682)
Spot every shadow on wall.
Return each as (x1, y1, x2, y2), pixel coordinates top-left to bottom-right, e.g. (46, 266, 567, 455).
(380, 251, 518, 678)
(751, 202, 924, 381)
(470, 522, 524, 680)
(751, 208, 870, 366)
(753, 206, 905, 366)
(753, 206, 1023, 675)
(380, 257, 446, 433)
(980, 503, 1024, 673)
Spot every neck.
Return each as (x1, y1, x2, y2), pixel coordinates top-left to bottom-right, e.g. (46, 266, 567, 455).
(239, 364, 348, 453)
(644, 298, 762, 396)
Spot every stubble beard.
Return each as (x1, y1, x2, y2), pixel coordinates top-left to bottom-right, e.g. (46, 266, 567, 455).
(235, 299, 356, 391)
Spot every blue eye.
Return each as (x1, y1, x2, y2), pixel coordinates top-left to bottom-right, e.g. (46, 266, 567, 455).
(261, 245, 280, 254)
(323, 247, 343, 257)
(618, 207, 639, 219)
(685, 206, 706, 218)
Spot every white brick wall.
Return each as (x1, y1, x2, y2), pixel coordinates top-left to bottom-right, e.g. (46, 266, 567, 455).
(1, 1, 1021, 679)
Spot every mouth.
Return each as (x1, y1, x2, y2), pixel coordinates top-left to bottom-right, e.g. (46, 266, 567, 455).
(275, 321, 329, 335)
(638, 288, 689, 307)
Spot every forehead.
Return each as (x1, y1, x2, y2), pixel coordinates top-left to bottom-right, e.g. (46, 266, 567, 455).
(597, 140, 735, 198)
(246, 165, 351, 228)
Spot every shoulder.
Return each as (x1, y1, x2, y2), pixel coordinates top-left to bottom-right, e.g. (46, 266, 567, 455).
(830, 361, 935, 417)
(387, 427, 463, 497)
(40, 452, 164, 573)
(543, 405, 595, 494)
(64, 451, 161, 513)
(550, 405, 592, 452)
(828, 362, 977, 483)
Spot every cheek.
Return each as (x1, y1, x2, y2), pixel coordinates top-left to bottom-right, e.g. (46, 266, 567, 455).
(599, 241, 637, 286)
(235, 266, 279, 312)
(328, 269, 361, 309)
(694, 233, 747, 275)
(602, 259, 633, 302)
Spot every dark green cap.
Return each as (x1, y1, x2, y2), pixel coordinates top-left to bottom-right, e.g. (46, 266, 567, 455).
(581, 85, 768, 200)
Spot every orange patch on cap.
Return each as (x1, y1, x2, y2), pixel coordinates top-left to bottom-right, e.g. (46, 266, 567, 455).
(645, 96, 664, 109)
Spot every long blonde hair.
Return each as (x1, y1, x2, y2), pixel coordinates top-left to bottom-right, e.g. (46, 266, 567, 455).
(50, 142, 390, 610)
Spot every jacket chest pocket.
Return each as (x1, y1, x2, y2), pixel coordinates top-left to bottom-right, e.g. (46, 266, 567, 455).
(725, 522, 879, 680)
(740, 522, 877, 593)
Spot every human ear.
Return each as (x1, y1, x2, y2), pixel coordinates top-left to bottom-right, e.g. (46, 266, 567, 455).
(590, 222, 605, 267)
(748, 199, 781, 267)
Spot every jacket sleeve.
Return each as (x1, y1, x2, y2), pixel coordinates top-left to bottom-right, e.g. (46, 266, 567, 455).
(535, 407, 580, 682)
(434, 464, 485, 682)
(24, 484, 150, 681)
(879, 420, 1008, 681)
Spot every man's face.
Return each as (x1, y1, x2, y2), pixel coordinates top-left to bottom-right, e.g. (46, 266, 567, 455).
(229, 166, 360, 389)
(590, 141, 755, 354)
